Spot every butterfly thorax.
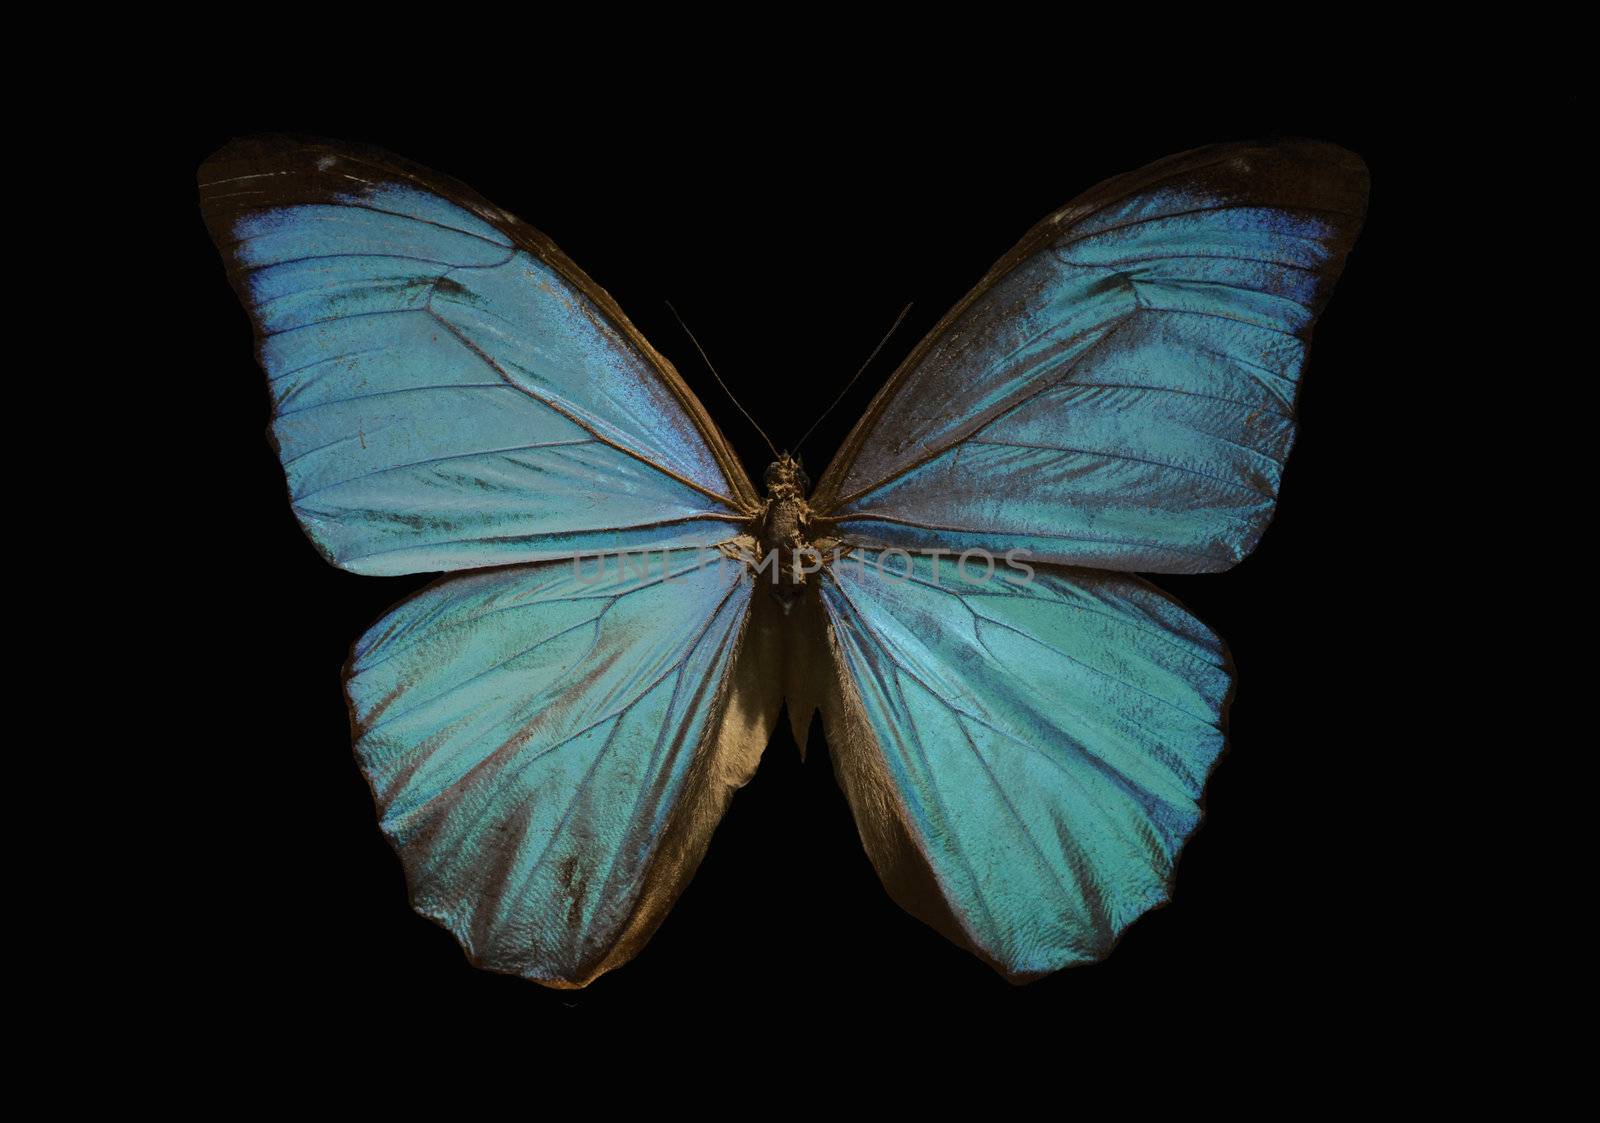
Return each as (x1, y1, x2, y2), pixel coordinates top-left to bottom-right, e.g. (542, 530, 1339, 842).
(750, 455, 818, 613)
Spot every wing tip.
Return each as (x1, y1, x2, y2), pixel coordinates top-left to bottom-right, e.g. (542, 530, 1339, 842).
(1207, 136, 1371, 221)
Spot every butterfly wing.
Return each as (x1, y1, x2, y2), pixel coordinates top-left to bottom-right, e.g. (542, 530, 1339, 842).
(200, 136, 758, 574)
(793, 141, 1366, 977)
(807, 551, 1230, 979)
(348, 549, 779, 986)
(203, 139, 780, 984)
(811, 139, 1368, 573)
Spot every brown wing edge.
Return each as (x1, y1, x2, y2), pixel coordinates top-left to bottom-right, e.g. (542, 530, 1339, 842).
(810, 138, 1370, 512)
(340, 580, 783, 989)
(198, 133, 761, 514)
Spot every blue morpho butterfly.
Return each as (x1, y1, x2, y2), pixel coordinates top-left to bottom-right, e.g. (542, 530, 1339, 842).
(200, 136, 1366, 986)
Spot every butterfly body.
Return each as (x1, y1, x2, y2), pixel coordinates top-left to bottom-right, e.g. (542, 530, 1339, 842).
(200, 136, 1366, 986)
(755, 454, 818, 611)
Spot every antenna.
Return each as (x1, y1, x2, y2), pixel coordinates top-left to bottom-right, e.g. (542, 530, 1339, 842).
(794, 302, 913, 456)
(665, 301, 778, 460)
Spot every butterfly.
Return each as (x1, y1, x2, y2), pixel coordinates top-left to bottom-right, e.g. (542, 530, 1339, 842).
(200, 136, 1366, 986)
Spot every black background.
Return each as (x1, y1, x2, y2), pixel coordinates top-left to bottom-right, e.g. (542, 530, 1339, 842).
(181, 89, 1405, 1031)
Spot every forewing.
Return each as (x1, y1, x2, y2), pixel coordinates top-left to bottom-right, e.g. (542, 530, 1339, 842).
(201, 136, 758, 574)
(813, 140, 1367, 573)
(812, 551, 1231, 979)
(346, 549, 779, 986)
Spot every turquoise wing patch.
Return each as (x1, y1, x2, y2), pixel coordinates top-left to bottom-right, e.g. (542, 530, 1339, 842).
(347, 549, 762, 986)
(818, 550, 1231, 979)
(815, 140, 1368, 573)
(201, 137, 755, 575)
